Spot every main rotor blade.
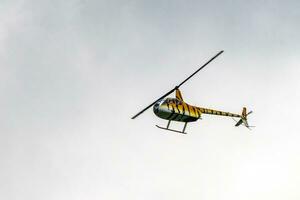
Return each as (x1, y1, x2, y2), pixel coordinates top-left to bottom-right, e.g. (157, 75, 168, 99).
(131, 87, 176, 119)
(177, 50, 224, 88)
(131, 51, 224, 119)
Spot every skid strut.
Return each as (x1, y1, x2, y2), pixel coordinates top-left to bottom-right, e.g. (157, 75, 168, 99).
(156, 120, 188, 134)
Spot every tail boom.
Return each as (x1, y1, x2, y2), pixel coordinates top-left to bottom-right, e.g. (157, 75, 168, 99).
(196, 107, 241, 118)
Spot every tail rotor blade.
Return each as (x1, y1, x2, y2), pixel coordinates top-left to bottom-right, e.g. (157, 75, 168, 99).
(247, 111, 253, 115)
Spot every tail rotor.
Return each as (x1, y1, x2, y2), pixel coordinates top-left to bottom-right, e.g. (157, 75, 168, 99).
(234, 107, 254, 129)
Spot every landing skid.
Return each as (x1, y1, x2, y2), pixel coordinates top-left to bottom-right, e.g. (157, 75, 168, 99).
(156, 120, 188, 134)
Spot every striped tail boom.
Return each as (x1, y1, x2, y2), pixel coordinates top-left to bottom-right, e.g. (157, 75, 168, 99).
(196, 107, 241, 118)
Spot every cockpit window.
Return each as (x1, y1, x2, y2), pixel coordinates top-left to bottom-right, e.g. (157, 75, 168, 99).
(164, 98, 172, 104)
(164, 98, 181, 105)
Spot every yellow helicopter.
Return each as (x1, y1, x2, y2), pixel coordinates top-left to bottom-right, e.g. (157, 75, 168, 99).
(132, 51, 253, 134)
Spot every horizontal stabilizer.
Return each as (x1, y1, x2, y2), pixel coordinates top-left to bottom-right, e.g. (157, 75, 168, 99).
(235, 119, 243, 127)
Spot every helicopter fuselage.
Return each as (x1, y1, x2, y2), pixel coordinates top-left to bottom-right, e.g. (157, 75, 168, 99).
(153, 97, 242, 123)
(153, 98, 200, 122)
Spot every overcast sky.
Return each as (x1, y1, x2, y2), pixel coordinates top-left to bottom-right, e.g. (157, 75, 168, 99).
(1, 0, 300, 199)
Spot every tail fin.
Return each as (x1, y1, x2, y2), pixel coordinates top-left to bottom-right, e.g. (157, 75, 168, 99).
(234, 107, 254, 129)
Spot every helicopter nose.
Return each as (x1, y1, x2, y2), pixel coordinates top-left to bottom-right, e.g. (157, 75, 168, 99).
(153, 102, 159, 114)
(153, 100, 161, 114)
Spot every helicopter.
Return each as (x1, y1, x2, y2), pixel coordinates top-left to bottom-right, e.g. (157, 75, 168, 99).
(132, 51, 253, 134)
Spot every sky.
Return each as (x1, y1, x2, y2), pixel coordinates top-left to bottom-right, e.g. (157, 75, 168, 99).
(1, 0, 300, 199)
